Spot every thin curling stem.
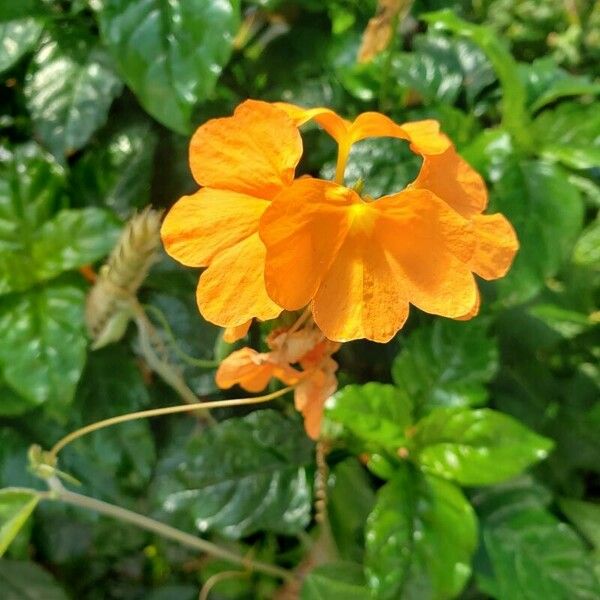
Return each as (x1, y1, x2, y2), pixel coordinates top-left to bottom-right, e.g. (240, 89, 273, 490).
(49, 386, 294, 458)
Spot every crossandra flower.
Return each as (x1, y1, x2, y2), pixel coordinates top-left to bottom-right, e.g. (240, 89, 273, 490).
(216, 323, 340, 439)
(160, 100, 303, 333)
(258, 103, 519, 342)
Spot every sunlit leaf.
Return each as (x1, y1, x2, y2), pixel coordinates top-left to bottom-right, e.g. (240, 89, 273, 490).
(97, 0, 240, 133)
(365, 466, 477, 600)
(0, 19, 42, 74)
(0, 489, 39, 557)
(326, 382, 413, 450)
(413, 408, 553, 485)
(0, 284, 87, 417)
(24, 26, 123, 158)
(302, 562, 367, 600)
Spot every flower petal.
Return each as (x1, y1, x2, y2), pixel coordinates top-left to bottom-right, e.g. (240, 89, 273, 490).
(260, 178, 356, 311)
(409, 146, 488, 217)
(161, 188, 269, 267)
(197, 233, 282, 327)
(223, 320, 252, 343)
(349, 113, 451, 155)
(189, 100, 302, 199)
(295, 361, 338, 439)
(215, 348, 274, 392)
(313, 224, 410, 343)
(375, 189, 479, 319)
(273, 102, 351, 141)
(469, 213, 519, 280)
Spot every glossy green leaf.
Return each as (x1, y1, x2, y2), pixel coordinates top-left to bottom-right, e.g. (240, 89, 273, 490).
(534, 103, 600, 169)
(328, 459, 375, 562)
(493, 159, 584, 304)
(71, 123, 158, 217)
(97, 0, 240, 133)
(424, 10, 531, 151)
(0, 559, 69, 600)
(25, 26, 122, 158)
(0, 19, 43, 74)
(154, 410, 313, 539)
(321, 137, 419, 199)
(413, 408, 553, 485)
(365, 467, 477, 600)
(32, 207, 121, 280)
(560, 498, 600, 550)
(391, 34, 495, 106)
(0, 144, 118, 295)
(476, 482, 600, 599)
(0, 489, 39, 557)
(326, 383, 413, 449)
(391, 319, 498, 414)
(519, 58, 600, 113)
(301, 562, 368, 600)
(573, 217, 600, 266)
(0, 2, 49, 22)
(0, 144, 66, 295)
(0, 284, 87, 417)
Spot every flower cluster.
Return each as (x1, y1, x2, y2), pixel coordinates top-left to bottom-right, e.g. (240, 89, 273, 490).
(161, 99, 518, 437)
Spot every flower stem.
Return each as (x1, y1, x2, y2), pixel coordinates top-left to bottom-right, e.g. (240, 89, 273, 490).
(46, 481, 293, 582)
(49, 386, 294, 458)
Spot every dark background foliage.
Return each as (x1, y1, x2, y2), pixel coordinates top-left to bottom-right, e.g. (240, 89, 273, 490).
(0, 0, 599, 598)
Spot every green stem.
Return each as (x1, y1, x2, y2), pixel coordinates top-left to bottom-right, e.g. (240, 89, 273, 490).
(49, 387, 293, 458)
(132, 301, 215, 426)
(142, 304, 218, 369)
(44, 482, 293, 582)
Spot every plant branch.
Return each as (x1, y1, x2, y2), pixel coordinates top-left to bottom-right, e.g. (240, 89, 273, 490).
(44, 481, 293, 582)
(49, 386, 294, 458)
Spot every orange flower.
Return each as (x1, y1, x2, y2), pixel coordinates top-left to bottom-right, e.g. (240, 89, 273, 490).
(160, 100, 303, 329)
(215, 324, 340, 439)
(215, 347, 301, 393)
(258, 104, 518, 343)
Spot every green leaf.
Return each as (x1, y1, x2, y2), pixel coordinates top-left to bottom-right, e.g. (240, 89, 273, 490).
(574, 216, 600, 267)
(391, 34, 495, 106)
(519, 58, 600, 113)
(24, 26, 123, 158)
(0, 284, 87, 417)
(0, 144, 66, 295)
(0, 2, 49, 22)
(301, 562, 368, 600)
(0, 559, 69, 600)
(326, 383, 413, 450)
(60, 344, 154, 499)
(0, 19, 43, 74)
(328, 459, 375, 562)
(31, 207, 121, 281)
(321, 138, 420, 199)
(424, 10, 531, 151)
(534, 102, 600, 169)
(365, 467, 477, 600)
(71, 123, 158, 217)
(413, 408, 553, 485)
(493, 160, 584, 304)
(154, 410, 313, 539)
(0, 144, 118, 295)
(391, 319, 498, 414)
(0, 489, 39, 557)
(476, 482, 600, 599)
(97, 0, 240, 133)
(559, 498, 600, 550)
